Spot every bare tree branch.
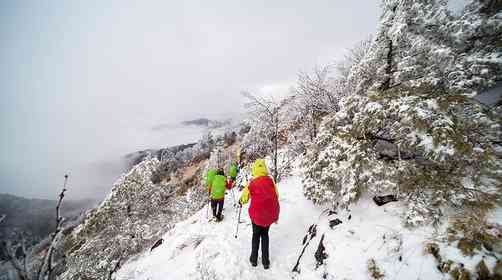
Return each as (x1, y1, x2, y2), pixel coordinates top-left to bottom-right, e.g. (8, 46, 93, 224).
(1, 238, 29, 280)
(242, 92, 287, 182)
(38, 174, 69, 280)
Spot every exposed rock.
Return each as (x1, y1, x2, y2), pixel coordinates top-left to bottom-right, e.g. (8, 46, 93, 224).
(476, 259, 490, 280)
(373, 195, 398, 206)
(459, 268, 471, 280)
(440, 260, 454, 273)
(150, 238, 163, 252)
(425, 243, 441, 263)
(327, 210, 337, 216)
(457, 238, 476, 257)
(329, 219, 342, 229)
(493, 238, 502, 255)
(494, 260, 502, 279)
(314, 234, 328, 268)
(367, 258, 385, 279)
(450, 267, 471, 280)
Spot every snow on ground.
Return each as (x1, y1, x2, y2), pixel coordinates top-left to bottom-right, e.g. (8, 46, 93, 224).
(116, 174, 444, 280)
(446, 0, 469, 16)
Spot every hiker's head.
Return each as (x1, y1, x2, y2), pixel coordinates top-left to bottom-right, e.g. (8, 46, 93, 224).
(217, 169, 224, 176)
(251, 159, 268, 178)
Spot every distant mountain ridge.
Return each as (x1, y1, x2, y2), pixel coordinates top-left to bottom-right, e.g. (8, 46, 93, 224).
(0, 193, 95, 260)
(124, 143, 197, 171)
(181, 117, 231, 128)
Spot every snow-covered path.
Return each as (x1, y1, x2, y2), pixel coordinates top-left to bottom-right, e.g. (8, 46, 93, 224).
(116, 175, 444, 280)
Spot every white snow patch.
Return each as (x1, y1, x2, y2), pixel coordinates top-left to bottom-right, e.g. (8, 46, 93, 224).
(446, 0, 469, 17)
(116, 174, 443, 280)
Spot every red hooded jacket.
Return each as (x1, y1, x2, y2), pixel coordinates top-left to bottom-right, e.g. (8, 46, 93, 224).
(248, 176, 280, 227)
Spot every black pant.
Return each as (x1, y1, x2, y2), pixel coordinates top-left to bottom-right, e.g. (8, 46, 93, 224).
(211, 199, 224, 220)
(251, 223, 270, 265)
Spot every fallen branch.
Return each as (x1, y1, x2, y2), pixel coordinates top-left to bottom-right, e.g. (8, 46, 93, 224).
(292, 224, 317, 273)
(314, 234, 328, 269)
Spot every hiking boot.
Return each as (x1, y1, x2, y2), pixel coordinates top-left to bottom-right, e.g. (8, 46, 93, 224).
(263, 263, 270, 270)
(250, 257, 257, 267)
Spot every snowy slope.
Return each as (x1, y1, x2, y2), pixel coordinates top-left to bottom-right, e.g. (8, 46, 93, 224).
(115, 172, 449, 280)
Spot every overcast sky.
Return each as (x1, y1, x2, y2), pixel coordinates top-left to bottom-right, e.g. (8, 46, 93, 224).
(0, 0, 381, 200)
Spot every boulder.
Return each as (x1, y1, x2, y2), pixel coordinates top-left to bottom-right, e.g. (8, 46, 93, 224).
(329, 219, 343, 229)
(373, 195, 398, 206)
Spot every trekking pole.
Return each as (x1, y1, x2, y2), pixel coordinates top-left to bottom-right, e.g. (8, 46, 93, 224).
(230, 187, 237, 206)
(234, 205, 242, 238)
(206, 196, 210, 219)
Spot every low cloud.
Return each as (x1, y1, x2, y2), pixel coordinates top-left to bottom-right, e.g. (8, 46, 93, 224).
(0, 0, 380, 200)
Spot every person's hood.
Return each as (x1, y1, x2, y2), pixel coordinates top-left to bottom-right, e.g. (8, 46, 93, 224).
(252, 159, 268, 178)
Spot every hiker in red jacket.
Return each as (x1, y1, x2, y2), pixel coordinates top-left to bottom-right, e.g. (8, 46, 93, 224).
(239, 159, 280, 269)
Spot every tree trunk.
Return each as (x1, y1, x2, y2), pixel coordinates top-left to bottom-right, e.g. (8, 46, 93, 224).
(380, 39, 393, 91)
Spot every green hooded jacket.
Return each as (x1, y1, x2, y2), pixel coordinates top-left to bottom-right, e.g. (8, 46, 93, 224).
(206, 169, 217, 188)
(211, 174, 227, 200)
(229, 163, 238, 179)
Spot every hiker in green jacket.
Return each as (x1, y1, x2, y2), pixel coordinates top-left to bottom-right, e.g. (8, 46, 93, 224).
(206, 169, 217, 190)
(227, 162, 239, 189)
(229, 162, 239, 181)
(209, 169, 228, 221)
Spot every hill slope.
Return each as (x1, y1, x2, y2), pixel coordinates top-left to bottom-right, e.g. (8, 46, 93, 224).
(116, 172, 476, 280)
(0, 194, 93, 252)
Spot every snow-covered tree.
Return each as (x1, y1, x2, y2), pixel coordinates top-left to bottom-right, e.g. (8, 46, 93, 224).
(60, 155, 209, 280)
(241, 91, 291, 182)
(0, 176, 71, 280)
(288, 37, 374, 153)
(303, 0, 502, 225)
(293, 66, 339, 142)
(336, 35, 373, 81)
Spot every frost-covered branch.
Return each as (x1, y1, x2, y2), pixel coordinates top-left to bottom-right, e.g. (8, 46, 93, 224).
(1, 237, 29, 280)
(37, 174, 68, 280)
(241, 92, 289, 182)
(241, 91, 275, 118)
(0, 216, 30, 280)
(355, 132, 397, 144)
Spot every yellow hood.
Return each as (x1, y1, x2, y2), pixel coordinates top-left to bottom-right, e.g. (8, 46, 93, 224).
(252, 159, 268, 178)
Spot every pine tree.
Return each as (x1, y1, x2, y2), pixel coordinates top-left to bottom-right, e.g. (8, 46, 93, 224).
(302, 0, 502, 225)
